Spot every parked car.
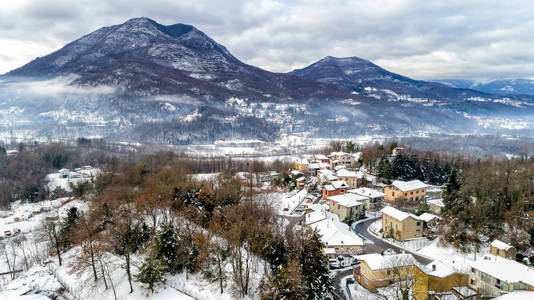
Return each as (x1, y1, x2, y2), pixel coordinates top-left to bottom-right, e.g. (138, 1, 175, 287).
(382, 248, 396, 255)
(4, 230, 12, 237)
(329, 258, 340, 269)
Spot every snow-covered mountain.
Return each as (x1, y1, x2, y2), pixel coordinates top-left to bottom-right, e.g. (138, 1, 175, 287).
(437, 79, 534, 96)
(6, 17, 345, 101)
(2, 18, 534, 145)
(290, 56, 497, 101)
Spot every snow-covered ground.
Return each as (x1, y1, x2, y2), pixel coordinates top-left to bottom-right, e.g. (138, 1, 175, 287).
(267, 189, 308, 215)
(417, 238, 489, 269)
(46, 167, 101, 192)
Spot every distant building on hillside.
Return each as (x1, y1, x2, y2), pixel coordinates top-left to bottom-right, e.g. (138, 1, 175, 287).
(392, 147, 406, 157)
(489, 240, 516, 260)
(428, 198, 445, 215)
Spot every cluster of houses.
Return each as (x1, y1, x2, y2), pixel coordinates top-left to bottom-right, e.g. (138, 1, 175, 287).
(353, 238, 534, 299)
(290, 150, 533, 299)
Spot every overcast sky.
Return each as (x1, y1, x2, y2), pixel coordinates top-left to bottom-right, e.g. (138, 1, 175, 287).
(1, 0, 534, 80)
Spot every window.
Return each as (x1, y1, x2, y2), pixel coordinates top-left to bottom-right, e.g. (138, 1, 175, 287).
(416, 229, 420, 232)
(410, 197, 413, 201)
(416, 222, 421, 226)
(416, 190, 419, 193)
(386, 270, 391, 275)
(411, 191, 413, 195)
(392, 192, 395, 196)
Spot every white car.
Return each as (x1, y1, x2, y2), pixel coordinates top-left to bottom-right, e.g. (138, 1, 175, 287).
(382, 248, 396, 256)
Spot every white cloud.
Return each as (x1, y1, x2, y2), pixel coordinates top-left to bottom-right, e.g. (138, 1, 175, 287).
(2, 75, 116, 95)
(1, 0, 534, 80)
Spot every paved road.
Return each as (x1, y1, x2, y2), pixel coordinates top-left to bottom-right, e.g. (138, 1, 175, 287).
(332, 268, 354, 299)
(353, 217, 433, 265)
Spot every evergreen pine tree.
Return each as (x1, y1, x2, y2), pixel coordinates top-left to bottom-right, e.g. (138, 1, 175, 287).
(137, 253, 164, 293)
(443, 168, 461, 214)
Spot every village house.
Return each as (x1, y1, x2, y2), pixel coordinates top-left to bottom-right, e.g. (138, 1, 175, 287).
(468, 254, 534, 298)
(329, 151, 356, 166)
(489, 240, 516, 260)
(349, 187, 386, 211)
(305, 209, 364, 255)
(336, 168, 363, 188)
(418, 212, 440, 228)
(381, 206, 423, 240)
(322, 180, 349, 200)
(354, 253, 416, 290)
(392, 147, 406, 157)
(428, 198, 445, 215)
(317, 169, 337, 185)
(327, 193, 366, 222)
(413, 260, 470, 300)
(384, 179, 428, 202)
(314, 154, 330, 164)
(294, 158, 310, 173)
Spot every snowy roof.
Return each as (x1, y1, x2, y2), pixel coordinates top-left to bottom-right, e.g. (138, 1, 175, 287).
(329, 151, 348, 157)
(318, 169, 337, 181)
(420, 260, 467, 278)
(428, 198, 445, 207)
(336, 168, 363, 178)
(355, 253, 416, 270)
(419, 213, 439, 223)
(324, 184, 335, 191)
(309, 216, 363, 247)
(318, 162, 330, 169)
(331, 180, 349, 189)
(381, 206, 420, 221)
(490, 239, 514, 251)
(327, 193, 366, 207)
(315, 154, 329, 160)
(307, 204, 324, 212)
(334, 165, 346, 171)
(470, 254, 534, 286)
(494, 291, 534, 299)
(295, 158, 309, 165)
(291, 170, 303, 176)
(305, 209, 339, 225)
(309, 163, 320, 169)
(452, 286, 477, 297)
(349, 187, 386, 199)
(391, 179, 427, 192)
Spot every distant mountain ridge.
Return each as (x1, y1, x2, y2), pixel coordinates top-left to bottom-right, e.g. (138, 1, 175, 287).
(289, 56, 495, 101)
(436, 78, 534, 96)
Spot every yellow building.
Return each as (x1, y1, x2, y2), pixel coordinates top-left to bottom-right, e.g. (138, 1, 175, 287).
(384, 180, 427, 202)
(327, 193, 366, 221)
(381, 206, 423, 241)
(413, 261, 469, 300)
(354, 253, 416, 290)
(294, 158, 310, 173)
(489, 240, 516, 260)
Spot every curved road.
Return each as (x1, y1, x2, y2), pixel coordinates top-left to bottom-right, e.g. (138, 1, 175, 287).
(353, 217, 433, 265)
